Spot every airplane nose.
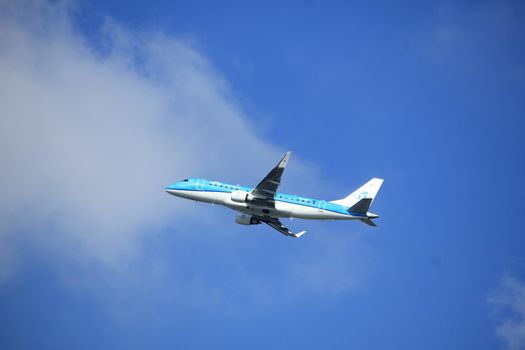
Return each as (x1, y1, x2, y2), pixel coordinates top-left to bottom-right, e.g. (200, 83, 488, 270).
(166, 188, 178, 196)
(165, 183, 179, 195)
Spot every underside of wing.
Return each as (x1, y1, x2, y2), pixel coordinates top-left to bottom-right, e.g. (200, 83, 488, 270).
(258, 217, 306, 238)
(251, 151, 291, 200)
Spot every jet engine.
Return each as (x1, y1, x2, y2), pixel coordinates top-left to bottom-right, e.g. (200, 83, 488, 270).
(231, 190, 253, 203)
(235, 213, 260, 225)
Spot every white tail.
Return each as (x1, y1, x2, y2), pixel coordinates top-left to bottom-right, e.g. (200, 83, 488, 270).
(330, 178, 384, 208)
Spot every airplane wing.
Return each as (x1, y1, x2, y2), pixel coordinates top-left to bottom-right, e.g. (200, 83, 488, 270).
(250, 152, 305, 238)
(251, 151, 291, 199)
(259, 217, 306, 238)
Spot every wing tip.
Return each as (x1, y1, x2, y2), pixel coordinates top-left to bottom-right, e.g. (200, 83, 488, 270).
(278, 151, 292, 168)
(294, 231, 306, 238)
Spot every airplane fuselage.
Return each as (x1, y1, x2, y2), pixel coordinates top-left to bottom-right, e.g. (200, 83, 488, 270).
(165, 178, 368, 221)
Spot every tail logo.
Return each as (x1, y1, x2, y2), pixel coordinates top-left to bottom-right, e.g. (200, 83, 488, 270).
(357, 191, 368, 199)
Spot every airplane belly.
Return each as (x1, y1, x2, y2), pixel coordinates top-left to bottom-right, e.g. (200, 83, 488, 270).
(170, 190, 228, 204)
(318, 210, 354, 220)
(190, 191, 219, 203)
(228, 200, 292, 218)
(286, 203, 353, 220)
(273, 201, 293, 217)
(289, 204, 323, 219)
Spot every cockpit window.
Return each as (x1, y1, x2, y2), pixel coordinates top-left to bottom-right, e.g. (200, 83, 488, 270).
(183, 179, 189, 182)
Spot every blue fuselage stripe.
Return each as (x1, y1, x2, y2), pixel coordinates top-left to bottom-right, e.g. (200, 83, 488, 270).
(166, 179, 367, 217)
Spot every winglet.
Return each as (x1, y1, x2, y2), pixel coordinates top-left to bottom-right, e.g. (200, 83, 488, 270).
(293, 231, 306, 238)
(278, 151, 291, 169)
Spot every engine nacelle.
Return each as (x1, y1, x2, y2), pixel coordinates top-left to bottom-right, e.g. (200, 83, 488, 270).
(235, 213, 260, 225)
(231, 190, 252, 203)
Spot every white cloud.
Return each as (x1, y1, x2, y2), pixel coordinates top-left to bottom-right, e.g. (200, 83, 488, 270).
(0, 0, 370, 317)
(0, 0, 285, 279)
(490, 275, 525, 350)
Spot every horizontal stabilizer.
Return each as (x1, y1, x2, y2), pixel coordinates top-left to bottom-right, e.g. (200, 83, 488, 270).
(349, 198, 372, 214)
(359, 218, 377, 227)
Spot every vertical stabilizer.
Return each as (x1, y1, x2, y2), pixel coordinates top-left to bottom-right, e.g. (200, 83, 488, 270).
(330, 178, 384, 208)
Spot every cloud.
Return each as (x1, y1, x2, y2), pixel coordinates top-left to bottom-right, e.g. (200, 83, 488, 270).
(489, 275, 525, 350)
(0, 0, 286, 280)
(0, 0, 370, 321)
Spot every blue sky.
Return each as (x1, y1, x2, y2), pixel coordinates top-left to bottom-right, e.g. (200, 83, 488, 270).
(0, 0, 524, 349)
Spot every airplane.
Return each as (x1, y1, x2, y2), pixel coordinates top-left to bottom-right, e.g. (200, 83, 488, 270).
(165, 151, 383, 238)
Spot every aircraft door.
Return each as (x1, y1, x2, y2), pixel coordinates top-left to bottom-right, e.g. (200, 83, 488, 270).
(317, 200, 326, 212)
(196, 179, 204, 191)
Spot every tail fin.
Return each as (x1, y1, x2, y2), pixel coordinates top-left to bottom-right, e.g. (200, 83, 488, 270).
(330, 178, 384, 208)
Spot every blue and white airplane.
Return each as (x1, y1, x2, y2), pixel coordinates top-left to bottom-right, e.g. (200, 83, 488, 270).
(166, 152, 383, 238)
